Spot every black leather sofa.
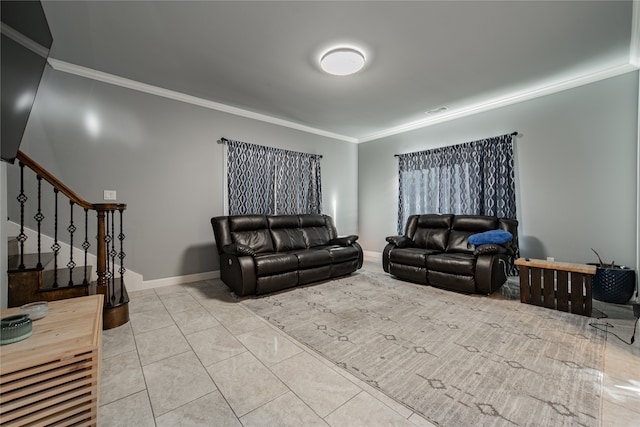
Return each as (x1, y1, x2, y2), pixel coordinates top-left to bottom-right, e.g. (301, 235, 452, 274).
(211, 214, 363, 296)
(383, 214, 518, 294)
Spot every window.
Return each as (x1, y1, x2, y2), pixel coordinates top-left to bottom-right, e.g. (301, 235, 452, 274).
(396, 133, 517, 233)
(225, 139, 322, 215)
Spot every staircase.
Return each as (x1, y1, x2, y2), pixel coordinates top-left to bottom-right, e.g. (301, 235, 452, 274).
(5, 151, 129, 330)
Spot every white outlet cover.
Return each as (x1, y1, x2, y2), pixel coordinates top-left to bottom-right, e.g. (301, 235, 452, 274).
(103, 190, 117, 200)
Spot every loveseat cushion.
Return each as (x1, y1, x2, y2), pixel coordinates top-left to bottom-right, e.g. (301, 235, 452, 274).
(408, 214, 453, 250)
(445, 230, 475, 254)
(427, 253, 476, 276)
(254, 253, 298, 276)
(389, 247, 438, 267)
(413, 228, 450, 251)
(445, 215, 500, 253)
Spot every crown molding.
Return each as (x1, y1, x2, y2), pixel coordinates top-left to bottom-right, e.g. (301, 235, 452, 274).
(0, 23, 49, 59)
(46, 58, 358, 144)
(631, 0, 640, 67)
(357, 62, 639, 144)
(48, 55, 638, 146)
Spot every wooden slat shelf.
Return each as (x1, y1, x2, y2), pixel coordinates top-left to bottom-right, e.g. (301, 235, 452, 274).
(0, 295, 103, 427)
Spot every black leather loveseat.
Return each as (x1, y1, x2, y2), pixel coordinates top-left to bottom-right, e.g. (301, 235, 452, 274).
(211, 214, 363, 296)
(383, 214, 518, 294)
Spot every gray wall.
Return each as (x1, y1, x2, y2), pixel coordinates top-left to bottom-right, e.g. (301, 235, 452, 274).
(358, 71, 639, 270)
(8, 67, 358, 281)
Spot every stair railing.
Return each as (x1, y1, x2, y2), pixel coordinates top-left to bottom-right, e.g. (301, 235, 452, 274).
(12, 150, 127, 308)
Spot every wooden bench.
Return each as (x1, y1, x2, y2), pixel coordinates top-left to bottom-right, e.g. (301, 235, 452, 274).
(515, 258, 596, 316)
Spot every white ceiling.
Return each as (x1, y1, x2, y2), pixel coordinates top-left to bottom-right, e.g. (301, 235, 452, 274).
(41, 1, 637, 143)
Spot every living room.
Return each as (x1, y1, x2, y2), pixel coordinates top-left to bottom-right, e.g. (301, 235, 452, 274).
(1, 1, 639, 426)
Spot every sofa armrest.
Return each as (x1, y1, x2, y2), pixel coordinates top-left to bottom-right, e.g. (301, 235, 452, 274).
(473, 243, 507, 256)
(330, 235, 359, 246)
(385, 235, 414, 248)
(222, 242, 256, 257)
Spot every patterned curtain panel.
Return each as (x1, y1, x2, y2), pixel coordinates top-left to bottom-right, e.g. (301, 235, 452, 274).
(226, 139, 322, 215)
(397, 133, 518, 273)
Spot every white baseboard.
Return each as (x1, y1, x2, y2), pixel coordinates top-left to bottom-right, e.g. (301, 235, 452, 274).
(134, 270, 221, 292)
(363, 251, 382, 262)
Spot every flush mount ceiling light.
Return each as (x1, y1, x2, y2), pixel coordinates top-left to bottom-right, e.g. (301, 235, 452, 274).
(320, 47, 366, 76)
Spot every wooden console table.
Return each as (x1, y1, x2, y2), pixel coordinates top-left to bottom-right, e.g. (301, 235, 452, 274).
(515, 258, 596, 316)
(0, 295, 103, 426)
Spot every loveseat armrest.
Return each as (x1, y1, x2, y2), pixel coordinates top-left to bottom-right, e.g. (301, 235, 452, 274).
(473, 243, 507, 256)
(385, 235, 414, 248)
(222, 242, 256, 257)
(475, 254, 509, 295)
(330, 235, 359, 246)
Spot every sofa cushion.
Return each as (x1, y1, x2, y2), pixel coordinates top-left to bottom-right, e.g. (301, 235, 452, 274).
(227, 215, 275, 254)
(427, 253, 476, 276)
(230, 230, 274, 254)
(324, 245, 360, 263)
(299, 214, 327, 228)
(229, 215, 269, 231)
(270, 229, 307, 251)
(389, 247, 437, 267)
(254, 253, 298, 276)
(303, 227, 331, 247)
(293, 249, 332, 268)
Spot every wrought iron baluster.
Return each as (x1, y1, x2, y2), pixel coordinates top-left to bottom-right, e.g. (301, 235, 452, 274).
(118, 208, 126, 303)
(83, 208, 90, 285)
(16, 162, 28, 269)
(35, 176, 44, 268)
(51, 189, 60, 288)
(105, 210, 113, 306)
(67, 201, 76, 286)
(110, 210, 116, 304)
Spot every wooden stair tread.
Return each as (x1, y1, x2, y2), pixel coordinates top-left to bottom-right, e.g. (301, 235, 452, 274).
(7, 252, 54, 271)
(41, 267, 94, 289)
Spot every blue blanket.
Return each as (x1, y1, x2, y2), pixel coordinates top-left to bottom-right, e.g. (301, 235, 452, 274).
(468, 229, 513, 245)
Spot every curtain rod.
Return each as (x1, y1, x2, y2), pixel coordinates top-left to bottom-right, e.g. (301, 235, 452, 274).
(393, 131, 518, 157)
(217, 137, 322, 158)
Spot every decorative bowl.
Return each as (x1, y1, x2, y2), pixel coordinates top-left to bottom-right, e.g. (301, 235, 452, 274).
(1, 314, 32, 345)
(20, 301, 49, 320)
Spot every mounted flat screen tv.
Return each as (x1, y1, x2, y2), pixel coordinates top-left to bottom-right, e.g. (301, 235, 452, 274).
(1, 0, 53, 163)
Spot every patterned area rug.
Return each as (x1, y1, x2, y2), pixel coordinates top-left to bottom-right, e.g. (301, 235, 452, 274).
(241, 270, 605, 427)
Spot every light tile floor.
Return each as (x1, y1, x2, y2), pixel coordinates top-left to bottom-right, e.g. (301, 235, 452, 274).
(99, 262, 640, 426)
